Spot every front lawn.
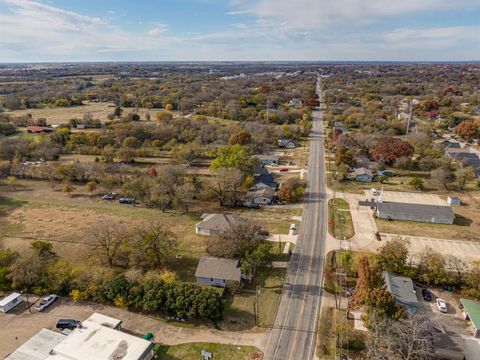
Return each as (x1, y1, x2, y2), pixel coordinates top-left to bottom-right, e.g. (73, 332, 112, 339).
(155, 343, 261, 360)
(328, 198, 354, 240)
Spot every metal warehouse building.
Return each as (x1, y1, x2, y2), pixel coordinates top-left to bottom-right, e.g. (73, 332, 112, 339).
(376, 201, 455, 225)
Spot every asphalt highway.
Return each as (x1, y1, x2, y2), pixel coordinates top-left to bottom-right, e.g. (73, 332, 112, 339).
(264, 77, 327, 360)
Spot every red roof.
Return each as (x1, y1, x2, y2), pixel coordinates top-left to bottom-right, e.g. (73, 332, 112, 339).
(27, 126, 51, 133)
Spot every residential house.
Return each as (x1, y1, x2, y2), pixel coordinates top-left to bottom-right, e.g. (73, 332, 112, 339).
(376, 201, 455, 225)
(288, 98, 303, 109)
(278, 139, 297, 149)
(333, 121, 349, 133)
(253, 162, 268, 177)
(382, 271, 420, 313)
(254, 155, 279, 166)
(245, 187, 275, 205)
(195, 213, 240, 236)
(352, 167, 374, 182)
(253, 173, 278, 190)
(195, 256, 241, 288)
(26, 126, 53, 134)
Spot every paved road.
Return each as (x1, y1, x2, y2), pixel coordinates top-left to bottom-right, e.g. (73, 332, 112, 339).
(264, 78, 327, 360)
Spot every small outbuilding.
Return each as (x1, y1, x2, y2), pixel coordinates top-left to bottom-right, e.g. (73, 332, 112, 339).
(447, 196, 461, 206)
(195, 213, 239, 236)
(460, 298, 480, 338)
(195, 256, 241, 288)
(382, 271, 420, 313)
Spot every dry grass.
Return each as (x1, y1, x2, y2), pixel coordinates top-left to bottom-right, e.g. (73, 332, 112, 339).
(0, 180, 207, 263)
(5, 102, 171, 125)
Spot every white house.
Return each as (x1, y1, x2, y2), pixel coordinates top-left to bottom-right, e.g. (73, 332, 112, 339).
(195, 256, 241, 288)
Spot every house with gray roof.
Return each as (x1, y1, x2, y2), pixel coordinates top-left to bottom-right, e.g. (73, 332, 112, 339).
(195, 213, 240, 236)
(352, 167, 373, 182)
(195, 256, 241, 288)
(382, 271, 420, 313)
(376, 201, 455, 224)
(245, 187, 275, 205)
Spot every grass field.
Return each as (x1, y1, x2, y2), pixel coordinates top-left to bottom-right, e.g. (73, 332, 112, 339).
(222, 268, 286, 331)
(155, 343, 261, 360)
(317, 307, 365, 359)
(328, 198, 354, 240)
(5, 102, 171, 125)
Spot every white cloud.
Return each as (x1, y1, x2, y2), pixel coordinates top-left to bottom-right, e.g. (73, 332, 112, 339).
(231, 0, 480, 30)
(148, 24, 169, 36)
(0, 0, 478, 61)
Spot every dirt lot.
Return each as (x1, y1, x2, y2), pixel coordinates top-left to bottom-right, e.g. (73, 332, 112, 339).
(0, 296, 267, 358)
(5, 102, 170, 124)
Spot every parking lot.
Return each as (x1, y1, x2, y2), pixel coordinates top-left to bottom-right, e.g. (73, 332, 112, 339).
(0, 296, 267, 358)
(416, 287, 480, 359)
(363, 190, 447, 206)
(381, 233, 480, 267)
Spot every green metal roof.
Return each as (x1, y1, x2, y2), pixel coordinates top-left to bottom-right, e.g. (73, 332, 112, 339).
(460, 298, 480, 329)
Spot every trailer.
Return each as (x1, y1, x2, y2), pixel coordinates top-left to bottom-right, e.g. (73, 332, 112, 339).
(0, 292, 23, 313)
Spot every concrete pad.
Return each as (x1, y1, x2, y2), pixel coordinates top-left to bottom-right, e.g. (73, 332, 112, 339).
(363, 190, 447, 206)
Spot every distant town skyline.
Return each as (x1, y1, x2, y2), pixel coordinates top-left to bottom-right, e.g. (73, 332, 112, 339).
(1, 0, 479, 62)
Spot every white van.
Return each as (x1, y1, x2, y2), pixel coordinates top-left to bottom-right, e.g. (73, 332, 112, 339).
(0, 292, 23, 313)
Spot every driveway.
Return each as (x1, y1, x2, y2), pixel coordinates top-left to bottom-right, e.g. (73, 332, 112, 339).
(416, 288, 480, 360)
(339, 193, 480, 262)
(0, 297, 268, 358)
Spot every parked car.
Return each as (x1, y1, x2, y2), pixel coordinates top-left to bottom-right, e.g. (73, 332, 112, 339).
(369, 188, 379, 196)
(119, 198, 136, 205)
(102, 193, 114, 200)
(243, 203, 260, 209)
(279, 168, 289, 172)
(377, 170, 394, 177)
(56, 319, 81, 330)
(421, 289, 432, 301)
(436, 298, 448, 313)
(34, 294, 58, 312)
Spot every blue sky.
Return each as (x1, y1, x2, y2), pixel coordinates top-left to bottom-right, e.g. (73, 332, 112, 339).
(0, 0, 479, 62)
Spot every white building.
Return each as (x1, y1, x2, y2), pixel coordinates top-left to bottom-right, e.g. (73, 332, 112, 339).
(6, 313, 154, 360)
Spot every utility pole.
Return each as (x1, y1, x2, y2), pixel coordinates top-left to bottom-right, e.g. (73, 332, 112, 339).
(405, 99, 418, 140)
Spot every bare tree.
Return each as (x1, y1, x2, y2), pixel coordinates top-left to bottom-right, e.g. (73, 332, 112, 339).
(87, 218, 129, 267)
(206, 219, 268, 258)
(367, 313, 435, 360)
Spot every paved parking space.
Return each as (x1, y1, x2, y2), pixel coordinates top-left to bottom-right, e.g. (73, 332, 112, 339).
(416, 288, 480, 360)
(0, 297, 268, 358)
(363, 190, 447, 206)
(381, 233, 480, 265)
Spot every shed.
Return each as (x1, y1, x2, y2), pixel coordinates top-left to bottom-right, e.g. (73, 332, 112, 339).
(460, 298, 480, 338)
(195, 213, 240, 236)
(195, 256, 241, 287)
(382, 271, 420, 312)
(376, 201, 455, 225)
(447, 196, 461, 206)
